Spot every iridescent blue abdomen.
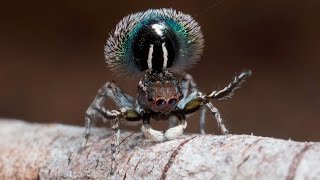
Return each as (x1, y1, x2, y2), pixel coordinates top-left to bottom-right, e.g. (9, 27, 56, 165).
(105, 8, 204, 75)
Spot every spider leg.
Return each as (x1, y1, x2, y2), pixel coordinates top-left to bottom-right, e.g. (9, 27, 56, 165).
(180, 73, 207, 134)
(110, 117, 120, 175)
(199, 107, 206, 134)
(199, 70, 251, 134)
(82, 108, 125, 150)
(179, 70, 252, 135)
(179, 95, 228, 135)
(84, 107, 141, 175)
(205, 102, 229, 134)
(81, 81, 141, 175)
(207, 70, 252, 100)
(81, 81, 134, 149)
(180, 73, 199, 106)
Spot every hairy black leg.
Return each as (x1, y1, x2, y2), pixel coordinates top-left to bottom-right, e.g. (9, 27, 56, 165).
(206, 70, 252, 100)
(205, 102, 229, 134)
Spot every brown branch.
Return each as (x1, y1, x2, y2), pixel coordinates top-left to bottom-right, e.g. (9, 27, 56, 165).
(0, 120, 319, 179)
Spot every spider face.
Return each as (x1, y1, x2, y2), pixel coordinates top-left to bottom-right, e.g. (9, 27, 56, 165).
(137, 71, 183, 114)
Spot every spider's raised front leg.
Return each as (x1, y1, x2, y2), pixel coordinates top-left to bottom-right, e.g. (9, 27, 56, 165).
(206, 70, 252, 134)
(206, 70, 252, 100)
(180, 70, 252, 135)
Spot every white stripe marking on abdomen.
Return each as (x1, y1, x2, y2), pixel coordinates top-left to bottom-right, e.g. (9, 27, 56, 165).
(162, 43, 168, 69)
(147, 44, 154, 69)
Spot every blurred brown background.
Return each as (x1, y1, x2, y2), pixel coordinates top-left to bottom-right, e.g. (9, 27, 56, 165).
(0, 0, 319, 141)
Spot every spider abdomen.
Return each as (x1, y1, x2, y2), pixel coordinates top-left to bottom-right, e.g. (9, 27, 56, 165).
(131, 20, 179, 72)
(105, 8, 204, 76)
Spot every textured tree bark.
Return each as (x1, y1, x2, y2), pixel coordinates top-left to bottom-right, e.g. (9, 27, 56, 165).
(0, 120, 319, 180)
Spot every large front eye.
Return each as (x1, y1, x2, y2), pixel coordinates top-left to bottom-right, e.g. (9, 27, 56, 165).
(156, 99, 166, 107)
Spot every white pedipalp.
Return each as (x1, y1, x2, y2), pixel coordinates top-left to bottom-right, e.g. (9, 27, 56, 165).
(164, 121, 187, 140)
(141, 124, 166, 142)
(141, 121, 188, 142)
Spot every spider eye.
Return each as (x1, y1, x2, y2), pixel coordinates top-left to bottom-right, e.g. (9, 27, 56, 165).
(156, 99, 166, 107)
(147, 96, 154, 102)
(168, 98, 177, 106)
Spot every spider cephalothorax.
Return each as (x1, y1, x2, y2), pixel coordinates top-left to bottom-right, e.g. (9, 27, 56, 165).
(81, 8, 252, 174)
(137, 71, 183, 114)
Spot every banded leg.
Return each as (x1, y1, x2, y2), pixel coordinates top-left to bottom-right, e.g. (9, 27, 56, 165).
(205, 102, 229, 135)
(203, 70, 251, 134)
(81, 81, 134, 149)
(180, 70, 251, 135)
(81, 108, 123, 150)
(206, 70, 252, 100)
(110, 118, 120, 175)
